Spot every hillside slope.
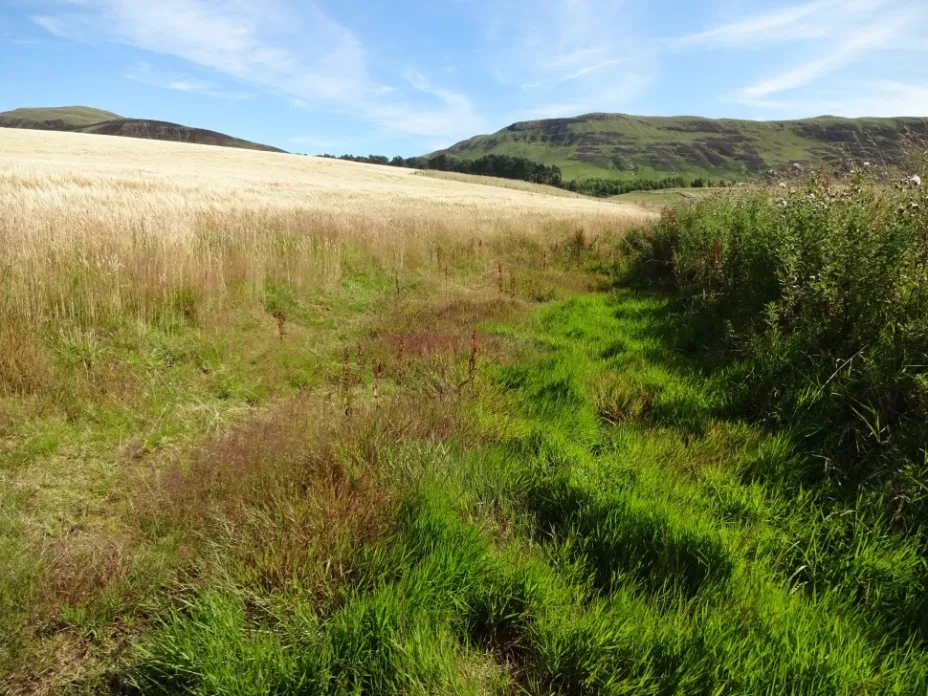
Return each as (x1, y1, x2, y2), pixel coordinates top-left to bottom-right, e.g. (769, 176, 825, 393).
(77, 119, 286, 152)
(0, 106, 123, 130)
(0, 105, 284, 153)
(436, 113, 928, 181)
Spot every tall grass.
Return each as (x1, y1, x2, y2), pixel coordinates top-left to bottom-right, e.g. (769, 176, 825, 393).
(8, 128, 928, 694)
(127, 292, 928, 695)
(0, 129, 643, 396)
(0, 129, 648, 692)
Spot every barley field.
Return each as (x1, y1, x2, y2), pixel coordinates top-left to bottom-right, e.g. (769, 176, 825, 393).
(0, 128, 643, 328)
(414, 169, 593, 199)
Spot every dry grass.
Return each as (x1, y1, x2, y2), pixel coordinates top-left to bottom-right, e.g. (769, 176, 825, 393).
(414, 169, 596, 199)
(0, 129, 648, 389)
(137, 393, 397, 595)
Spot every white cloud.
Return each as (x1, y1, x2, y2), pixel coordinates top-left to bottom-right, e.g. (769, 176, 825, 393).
(488, 0, 635, 87)
(740, 9, 920, 99)
(673, 0, 927, 114)
(126, 62, 251, 100)
(35, 0, 371, 101)
(742, 11, 924, 107)
(733, 82, 928, 118)
(482, 0, 652, 121)
(673, 0, 840, 49)
(373, 70, 484, 138)
(31, 0, 484, 140)
(673, 0, 896, 49)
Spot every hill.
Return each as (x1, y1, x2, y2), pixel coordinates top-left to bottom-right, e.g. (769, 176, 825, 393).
(0, 105, 284, 153)
(77, 119, 286, 152)
(0, 106, 123, 128)
(435, 113, 928, 181)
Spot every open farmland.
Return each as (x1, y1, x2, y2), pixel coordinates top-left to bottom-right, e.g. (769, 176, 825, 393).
(414, 168, 593, 199)
(3, 128, 928, 696)
(0, 129, 644, 372)
(0, 129, 650, 693)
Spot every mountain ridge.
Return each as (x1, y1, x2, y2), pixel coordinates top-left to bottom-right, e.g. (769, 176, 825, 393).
(0, 106, 285, 153)
(434, 112, 928, 181)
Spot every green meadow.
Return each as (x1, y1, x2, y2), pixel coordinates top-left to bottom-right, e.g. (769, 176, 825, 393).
(2, 148, 927, 694)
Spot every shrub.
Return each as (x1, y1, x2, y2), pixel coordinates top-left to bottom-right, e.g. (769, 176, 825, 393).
(622, 175, 928, 521)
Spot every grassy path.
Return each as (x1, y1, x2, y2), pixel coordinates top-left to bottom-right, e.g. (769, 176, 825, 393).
(130, 289, 927, 694)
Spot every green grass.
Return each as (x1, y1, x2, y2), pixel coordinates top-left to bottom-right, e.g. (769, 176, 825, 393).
(0, 229, 596, 691)
(436, 113, 927, 182)
(4, 221, 928, 693)
(122, 289, 928, 695)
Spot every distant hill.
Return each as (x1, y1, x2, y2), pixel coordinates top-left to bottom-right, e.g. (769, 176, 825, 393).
(0, 106, 124, 128)
(0, 105, 285, 153)
(77, 119, 287, 152)
(434, 113, 928, 182)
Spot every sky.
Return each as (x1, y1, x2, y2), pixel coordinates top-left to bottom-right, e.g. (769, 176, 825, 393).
(2, 0, 927, 156)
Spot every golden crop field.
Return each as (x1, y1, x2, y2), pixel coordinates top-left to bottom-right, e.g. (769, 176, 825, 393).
(414, 168, 595, 199)
(0, 128, 647, 332)
(1, 127, 641, 227)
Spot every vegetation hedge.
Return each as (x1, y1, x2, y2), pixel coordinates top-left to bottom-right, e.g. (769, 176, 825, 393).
(621, 174, 928, 527)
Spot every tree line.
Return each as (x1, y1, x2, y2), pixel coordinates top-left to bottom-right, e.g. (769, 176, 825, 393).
(562, 175, 732, 197)
(318, 152, 730, 197)
(320, 152, 564, 187)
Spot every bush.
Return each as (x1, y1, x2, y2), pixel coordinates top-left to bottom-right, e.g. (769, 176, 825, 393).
(622, 175, 928, 521)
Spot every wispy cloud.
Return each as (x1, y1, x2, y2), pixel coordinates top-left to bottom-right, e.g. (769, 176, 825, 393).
(732, 82, 928, 118)
(673, 0, 841, 49)
(32, 0, 371, 102)
(675, 0, 927, 114)
(672, 0, 898, 49)
(385, 70, 484, 138)
(126, 62, 251, 100)
(488, 0, 632, 86)
(738, 11, 914, 100)
(483, 0, 652, 121)
(31, 0, 483, 140)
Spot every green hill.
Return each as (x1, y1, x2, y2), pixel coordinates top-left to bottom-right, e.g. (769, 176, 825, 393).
(0, 105, 285, 153)
(435, 113, 928, 182)
(0, 106, 124, 130)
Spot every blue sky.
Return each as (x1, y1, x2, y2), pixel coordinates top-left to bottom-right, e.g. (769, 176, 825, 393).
(2, 0, 927, 156)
